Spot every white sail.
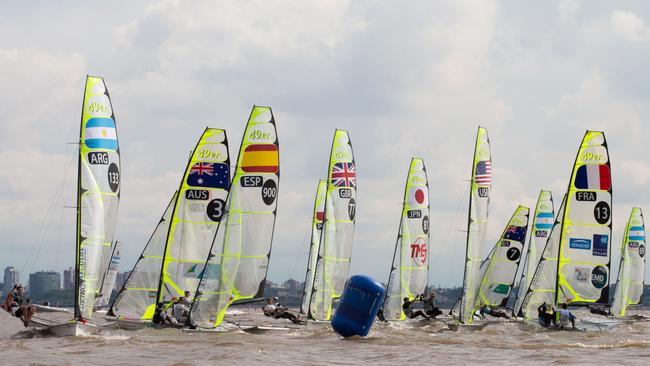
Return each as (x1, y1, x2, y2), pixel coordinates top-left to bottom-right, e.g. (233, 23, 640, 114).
(300, 180, 327, 315)
(95, 241, 123, 308)
(308, 130, 357, 321)
(459, 127, 491, 324)
(611, 208, 646, 317)
(519, 195, 566, 319)
(108, 194, 176, 320)
(475, 205, 529, 309)
(513, 191, 554, 316)
(382, 158, 430, 321)
(76, 76, 120, 320)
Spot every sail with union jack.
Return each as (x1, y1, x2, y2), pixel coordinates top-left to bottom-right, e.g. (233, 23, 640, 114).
(331, 162, 356, 188)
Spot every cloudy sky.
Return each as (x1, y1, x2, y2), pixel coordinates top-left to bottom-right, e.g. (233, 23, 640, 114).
(1, 0, 649, 288)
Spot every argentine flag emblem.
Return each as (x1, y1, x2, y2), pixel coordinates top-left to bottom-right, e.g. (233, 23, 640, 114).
(85, 118, 117, 150)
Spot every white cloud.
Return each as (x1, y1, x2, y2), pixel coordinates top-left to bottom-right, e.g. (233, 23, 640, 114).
(610, 10, 650, 42)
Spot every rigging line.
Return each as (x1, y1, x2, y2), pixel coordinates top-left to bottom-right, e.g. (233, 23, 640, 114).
(21, 146, 76, 275)
(287, 215, 313, 281)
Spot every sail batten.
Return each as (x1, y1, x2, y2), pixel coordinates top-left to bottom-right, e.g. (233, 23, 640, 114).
(75, 76, 120, 320)
(382, 158, 430, 321)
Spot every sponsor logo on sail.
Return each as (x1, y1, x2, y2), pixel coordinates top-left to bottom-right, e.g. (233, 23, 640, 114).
(569, 238, 591, 250)
(591, 266, 608, 289)
(575, 267, 590, 282)
(410, 238, 427, 266)
(593, 234, 608, 257)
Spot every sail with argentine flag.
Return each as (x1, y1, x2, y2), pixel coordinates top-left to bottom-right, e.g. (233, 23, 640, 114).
(611, 208, 646, 317)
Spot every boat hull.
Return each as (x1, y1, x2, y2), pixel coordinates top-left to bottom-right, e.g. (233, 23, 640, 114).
(48, 322, 98, 337)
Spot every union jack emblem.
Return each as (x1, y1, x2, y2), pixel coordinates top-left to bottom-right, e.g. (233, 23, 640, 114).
(189, 162, 214, 176)
(332, 162, 356, 188)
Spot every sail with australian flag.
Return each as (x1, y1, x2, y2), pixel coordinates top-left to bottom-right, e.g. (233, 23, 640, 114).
(308, 130, 357, 321)
(190, 106, 279, 329)
(155, 128, 231, 308)
(459, 127, 491, 324)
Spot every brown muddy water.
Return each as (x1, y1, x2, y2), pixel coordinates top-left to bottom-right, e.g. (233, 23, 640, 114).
(1, 308, 649, 365)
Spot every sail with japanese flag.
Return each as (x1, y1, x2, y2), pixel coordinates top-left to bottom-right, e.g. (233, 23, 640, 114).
(512, 191, 554, 316)
(190, 106, 279, 328)
(308, 130, 357, 321)
(475, 205, 529, 309)
(611, 208, 645, 317)
(300, 180, 327, 315)
(382, 158, 430, 320)
(459, 127, 491, 324)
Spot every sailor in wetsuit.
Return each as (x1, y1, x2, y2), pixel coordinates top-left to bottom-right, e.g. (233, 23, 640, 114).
(537, 303, 553, 327)
(423, 292, 442, 318)
(478, 304, 510, 319)
(262, 297, 302, 324)
(555, 303, 576, 329)
(402, 297, 430, 320)
(3, 285, 36, 327)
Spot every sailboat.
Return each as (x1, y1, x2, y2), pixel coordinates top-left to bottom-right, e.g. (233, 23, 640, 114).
(520, 131, 612, 330)
(45, 76, 121, 336)
(381, 158, 430, 321)
(610, 208, 646, 318)
(306, 130, 357, 321)
(512, 191, 554, 317)
(455, 127, 491, 326)
(188, 106, 279, 329)
(474, 205, 529, 311)
(95, 241, 123, 309)
(108, 127, 231, 325)
(300, 180, 327, 316)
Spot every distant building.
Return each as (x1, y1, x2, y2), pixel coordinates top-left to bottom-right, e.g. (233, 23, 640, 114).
(29, 271, 61, 299)
(115, 270, 131, 291)
(63, 267, 74, 290)
(283, 279, 301, 290)
(3, 266, 20, 293)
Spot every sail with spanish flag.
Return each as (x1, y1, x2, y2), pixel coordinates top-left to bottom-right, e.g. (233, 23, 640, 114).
(190, 106, 279, 328)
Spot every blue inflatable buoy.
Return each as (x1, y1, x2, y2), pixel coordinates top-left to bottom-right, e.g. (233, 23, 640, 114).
(331, 275, 385, 338)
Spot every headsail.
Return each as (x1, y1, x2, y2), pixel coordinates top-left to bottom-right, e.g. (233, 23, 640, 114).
(308, 130, 357, 321)
(459, 127, 491, 324)
(519, 195, 566, 319)
(75, 76, 120, 320)
(382, 158, 430, 320)
(157, 128, 231, 305)
(108, 193, 176, 319)
(475, 205, 529, 309)
(190, 106, 279, 328)
(95, 240, 123, 308)
(556, 131, 612, 305)
(611, 208, 646, 317)
(300, 180, 327, 315)
(513, 191, 554, 316)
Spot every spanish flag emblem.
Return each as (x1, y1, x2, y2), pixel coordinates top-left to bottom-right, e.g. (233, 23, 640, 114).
(241, 144, 279, 173)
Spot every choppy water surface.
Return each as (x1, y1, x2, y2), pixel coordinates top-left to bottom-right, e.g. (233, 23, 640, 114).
(1, 308, 650, 365)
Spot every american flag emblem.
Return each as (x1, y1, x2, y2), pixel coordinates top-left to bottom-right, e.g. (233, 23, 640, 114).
(475, 160, 491, 186)
(332, 162, 356, 188)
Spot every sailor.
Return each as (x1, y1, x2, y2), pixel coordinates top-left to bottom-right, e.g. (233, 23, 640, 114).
(376, 308, 387, 322)
(478, 304, 510, 319)
(262, 297, 277, 316)
(423, 292, 442, 318)
(262, 298, 302, 324)
(4, 285, 36, 327)
(152, 302, 173, 325)
(537, 303, 553, 327)
(172, 297, 190, 324)
(588, 306, 610, 316)
(402, 297, 430, 320)
(555, 303, 576, 329)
